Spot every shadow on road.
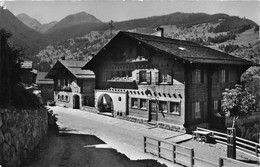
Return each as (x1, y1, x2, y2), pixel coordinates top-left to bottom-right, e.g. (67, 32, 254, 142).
(22, 123, 167, 167)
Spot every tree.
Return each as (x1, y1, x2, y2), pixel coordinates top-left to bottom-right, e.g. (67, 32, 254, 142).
(0, 28, 41, 108)
(222, 84, 257, 128)
(0, 28, 21, 107)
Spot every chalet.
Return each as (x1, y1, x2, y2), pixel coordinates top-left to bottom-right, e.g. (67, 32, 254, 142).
(46, 60, 95, 109)
(35, 72, 54, 105)
(20, 61, 37, 84)
(83, 31, 255, 132)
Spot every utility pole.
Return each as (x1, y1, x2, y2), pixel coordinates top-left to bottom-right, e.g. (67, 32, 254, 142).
(109, 20, 114, 39)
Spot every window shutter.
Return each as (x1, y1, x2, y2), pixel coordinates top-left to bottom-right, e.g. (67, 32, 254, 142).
(146, 71, 151, 84)
(200, 102, 204, 118)
(167, 70, 173, 84)
(225, 69, 229, 83)
(218, 100, 222, 113)
(154, 71, 159, 84)
(201, 69, 204, 83)
(191, 102, 195, 119)
(192, 70, 195, 83)
(136, 70, 140, 84)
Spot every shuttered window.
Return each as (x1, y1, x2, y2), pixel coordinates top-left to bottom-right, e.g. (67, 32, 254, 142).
(154, 71, 159, 84)
(192, 102, 203, 119)
(57, 79, 61, 87)
(140, 99, 147, 109)
(159, 101, 168, 113)
(139, 71, 147, 82)
(131, 98, 138, 108)
(170, 102, 180, 115)
(167, 70, 173, 84)
(219, 69, 229, 83)
(136, 71, 139, 83)
(192, 69, 203, 83)
(146, 71, 151, 84)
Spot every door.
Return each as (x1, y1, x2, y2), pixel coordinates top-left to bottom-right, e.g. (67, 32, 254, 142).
(150, 100, 158, 122)
(73, 95, 80, 109)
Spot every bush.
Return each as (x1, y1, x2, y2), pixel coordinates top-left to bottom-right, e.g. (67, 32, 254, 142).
(11, 84, 42, 109)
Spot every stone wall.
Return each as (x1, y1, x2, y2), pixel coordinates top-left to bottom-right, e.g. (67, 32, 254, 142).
(0, 108, 48, 167)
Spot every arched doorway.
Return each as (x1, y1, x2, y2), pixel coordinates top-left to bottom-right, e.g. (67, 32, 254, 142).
(97, 94, 114, 113)
(73, 95, 80, 109)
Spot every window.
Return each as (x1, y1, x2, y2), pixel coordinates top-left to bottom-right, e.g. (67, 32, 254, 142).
(127, 71, 132, 77)
(57, 79, 61, 87)
(131, 98, 138, 108)
(140, 99, 147, 109)
(213, 100, 222, 115)
(65, 96, 68, 101)
(159, 101, 168, 113)
(220, 69, 229, 83)
(160, 70, 168, 83)
(58, 95, 60, 100)
(192, 102, 203, 119)
(213, 100, 219, 115)
(170, 102, 180, 115)
(61, 95, 64, 101)
(64, 79, 68, 86)
(139, 71, 147, 82)
(192, 69, 203, 83)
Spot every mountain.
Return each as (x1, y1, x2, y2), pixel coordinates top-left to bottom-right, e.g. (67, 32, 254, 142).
(16, 13, 42, 32)
(17, 13, 57, 33)
(0, 7, 47, 59)
(46, 12, 102, 34)
(36, 12, 259, 72)
(40, 21, 58, 33)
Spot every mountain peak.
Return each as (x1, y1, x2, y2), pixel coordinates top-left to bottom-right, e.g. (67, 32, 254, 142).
(62, 11, 102, 24)
(46, 11, 102, 34)
(17, 13, 42, 31)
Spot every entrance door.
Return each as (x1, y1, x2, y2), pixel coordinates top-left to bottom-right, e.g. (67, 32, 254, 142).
(150, 100, 158, 122)
(73, 95, 80, 109)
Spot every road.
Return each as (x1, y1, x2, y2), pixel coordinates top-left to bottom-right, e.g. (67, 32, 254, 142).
(23, 106, 259, 167)
(22, 106, 180, 167)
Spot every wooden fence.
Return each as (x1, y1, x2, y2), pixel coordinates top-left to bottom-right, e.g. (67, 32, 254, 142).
(144, 135, 218, 167)
(196, 127, 260, 157)
(219, 156, 257, 167)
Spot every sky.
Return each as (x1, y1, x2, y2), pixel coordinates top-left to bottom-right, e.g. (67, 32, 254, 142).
(3, 0, 260, 25)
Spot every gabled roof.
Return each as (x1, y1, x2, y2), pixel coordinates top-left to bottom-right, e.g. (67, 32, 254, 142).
(36, 72, 54, 85)
(83, 31, 256, 69)
(46, 60, 94, 79)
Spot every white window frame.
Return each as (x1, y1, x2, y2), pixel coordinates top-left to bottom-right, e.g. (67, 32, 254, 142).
(170, 102, 180, 115)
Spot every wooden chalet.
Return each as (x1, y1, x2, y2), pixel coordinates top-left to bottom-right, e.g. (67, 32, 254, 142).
(35, 72, 54, 105)
(46, 60, 95, 109)
(83, 31, 255, 132)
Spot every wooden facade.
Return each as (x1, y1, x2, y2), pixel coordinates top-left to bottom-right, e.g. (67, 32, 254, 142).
(46, 60, 95, 109)
(84, 31, 254, 131)
(35, 72, 54, 105)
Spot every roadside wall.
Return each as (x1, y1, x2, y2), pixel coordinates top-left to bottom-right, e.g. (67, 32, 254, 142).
(0, 108, 48, 167)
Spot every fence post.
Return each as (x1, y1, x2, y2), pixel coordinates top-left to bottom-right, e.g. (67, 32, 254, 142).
(227, 128, 236, 159)
(173, 145, 176, 164)
(190, 148, 194, 167)
(256, 144, 258, 157)
(144, 136, 147, 153)
(158, 141, 161, 158)
(219, 157, 224, 167)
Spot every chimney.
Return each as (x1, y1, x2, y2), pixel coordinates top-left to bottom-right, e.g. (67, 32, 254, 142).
(156, 27, 164, 37)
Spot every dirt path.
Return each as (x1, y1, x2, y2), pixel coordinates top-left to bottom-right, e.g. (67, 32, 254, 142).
(21, 124, 167, 167)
